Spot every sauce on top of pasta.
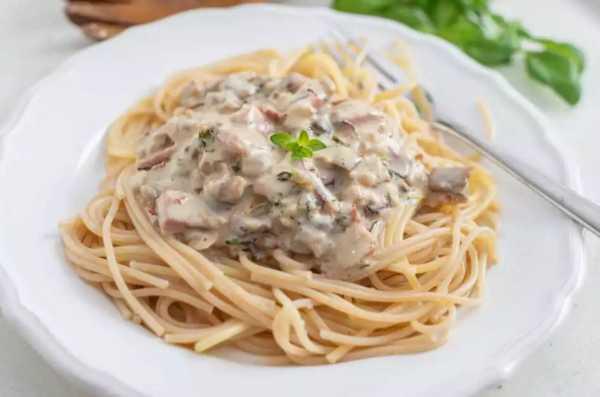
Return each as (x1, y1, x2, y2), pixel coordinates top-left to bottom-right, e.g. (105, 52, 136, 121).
(132, 72, 467, 280)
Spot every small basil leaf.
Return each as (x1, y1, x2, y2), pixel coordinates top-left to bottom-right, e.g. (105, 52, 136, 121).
(270, 132, 293, 148)
(307, 139, 327, 151)
(382, 5, 436, 33)
(298, 130, 310, 146)
(526, 50, 582, 104)
(291, 144, 313, 161)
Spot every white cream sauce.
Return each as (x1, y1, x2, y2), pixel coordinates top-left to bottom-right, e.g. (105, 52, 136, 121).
(132, 72, 444, 280)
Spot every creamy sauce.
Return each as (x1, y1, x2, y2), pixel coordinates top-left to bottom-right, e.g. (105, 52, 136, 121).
(132, 72, 449, 280)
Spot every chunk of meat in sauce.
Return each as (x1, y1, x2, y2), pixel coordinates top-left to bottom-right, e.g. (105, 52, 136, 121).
(203, 163, 248, 204)
(285, 73, 307, 93)
(350, 155, 390, 187)
(215, 130, 249, 158)
(231, 215, 272, 235)
(137, 146, 176, 171)
(424, 167, 471, 207)
(232, 105, 273, 134)
(139, 128, 173, 156)
(156, 190, 226, 234)
(223, 72, 258, 98)
(429, 167, 470, 192)
(241, 148, 273, 177)
(315, 146, 360, 171)
(331, 100, 386, 143)
(206, 90, 243, 111)
(220, 175, 249, 204)
(137, 118, 208, 171)
(253, 172, 294, 202)
(260, 106, 285, 124)
(179, 82, 204, 108)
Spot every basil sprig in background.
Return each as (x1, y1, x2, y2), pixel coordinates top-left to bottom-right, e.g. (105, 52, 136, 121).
(333, 0, 585, 105)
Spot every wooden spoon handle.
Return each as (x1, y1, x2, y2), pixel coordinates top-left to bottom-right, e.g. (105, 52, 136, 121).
(65, 0, 265, 40)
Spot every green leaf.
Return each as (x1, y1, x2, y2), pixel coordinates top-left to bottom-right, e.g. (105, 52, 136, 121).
(298, 130, 310, 146)
(491, 14, 530, 39)
(526, 50, 582, 104)
(463, 37, 516, 65)
(332, 0, 395, 15)
(458, 0, 490, 12)
(536, 39, 585, 73)
(439, 15, 482, 46)
(330, 0, 584, 106)
(440, 13, 521, 66)
(307, 139, 327, 151)
(270, 132, 294, 149)
(430, 1, 461, 29)
(270, 130, 327, 160)
(382, 5, 435, 33)
(412, 0, 433, 9)
(290, 144, 313, 161)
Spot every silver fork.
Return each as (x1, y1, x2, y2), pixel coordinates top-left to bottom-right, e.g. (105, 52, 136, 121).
(327, 28, 600, 237)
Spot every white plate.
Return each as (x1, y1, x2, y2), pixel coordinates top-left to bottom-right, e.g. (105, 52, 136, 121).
(0, 5, 585, 397)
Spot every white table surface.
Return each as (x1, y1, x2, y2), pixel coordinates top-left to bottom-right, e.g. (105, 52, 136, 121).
(1, 0, 599, 396)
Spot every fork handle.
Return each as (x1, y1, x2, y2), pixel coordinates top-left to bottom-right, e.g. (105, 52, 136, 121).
(434, 122, 600, 237)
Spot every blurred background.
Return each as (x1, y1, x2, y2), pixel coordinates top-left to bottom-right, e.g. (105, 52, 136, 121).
(0, 1, 599, 396)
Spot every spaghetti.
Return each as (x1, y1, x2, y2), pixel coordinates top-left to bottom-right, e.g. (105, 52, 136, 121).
(59, 46, 498, 365)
